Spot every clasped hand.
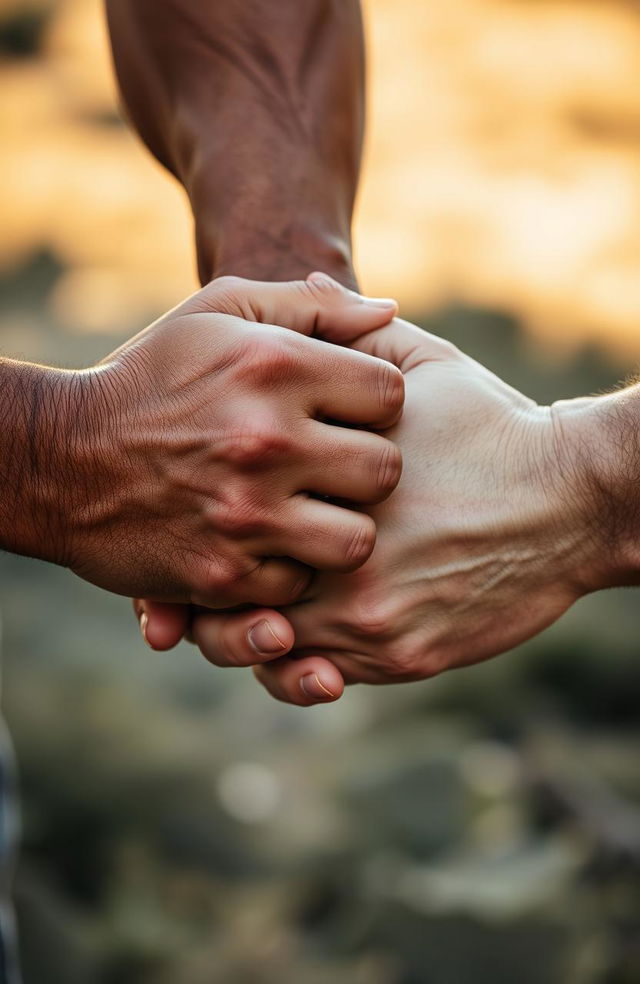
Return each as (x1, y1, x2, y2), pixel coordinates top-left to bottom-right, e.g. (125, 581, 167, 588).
(65, 275, 403, 608)
(138, 278, 597, 705)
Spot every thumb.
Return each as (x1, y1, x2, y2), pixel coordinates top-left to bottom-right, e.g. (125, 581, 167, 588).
(188, 273, 398, 342)
(349, 317, 461, 373)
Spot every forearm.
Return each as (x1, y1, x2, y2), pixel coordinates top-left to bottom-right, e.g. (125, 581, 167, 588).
(552, 384, 640, 589)
(105, 0, 364, 287)
(0, 360, 91, 565)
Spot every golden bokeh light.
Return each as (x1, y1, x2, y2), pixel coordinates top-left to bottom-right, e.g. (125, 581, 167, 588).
(359, 0, 640, 358)
(2, 0, 640, 356)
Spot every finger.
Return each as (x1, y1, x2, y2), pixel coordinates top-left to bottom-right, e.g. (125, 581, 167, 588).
(353, 317, 461, 373)
(185, 275, 404, 429)
(192, 558, 312, 610)
(271, 499, 377, 572)
(191, 609, 294, 668)
(196, 273, 398, 341)
(254, 655, 345, 706)
(301, 422, 402, 504)
(134, 599, 191, 651)
(299, 336, 405, 430)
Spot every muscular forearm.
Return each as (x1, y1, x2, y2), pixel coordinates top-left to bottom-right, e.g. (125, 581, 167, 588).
(105, 0, 364, 287)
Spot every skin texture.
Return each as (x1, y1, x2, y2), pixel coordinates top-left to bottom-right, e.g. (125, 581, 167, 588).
(251, 320, 607, 702)
(0, 276, 404, 608)
(105, 0, 364, 287)
(108, 1, 640, 700)
(105, 0, 371, 655)
(169, 310, 640, 706)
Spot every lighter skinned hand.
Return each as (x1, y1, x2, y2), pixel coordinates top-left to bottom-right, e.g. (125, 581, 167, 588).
(167, 313, 599, 699)
(70, 275, 403, 609)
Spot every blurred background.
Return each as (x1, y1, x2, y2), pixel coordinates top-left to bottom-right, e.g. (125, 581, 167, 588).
(1, 0, 639, 981)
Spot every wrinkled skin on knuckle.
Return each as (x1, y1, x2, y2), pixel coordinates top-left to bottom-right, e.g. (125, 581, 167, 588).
(204, 486, 275, 540)
(376, 441, 403, 497)
(342, 520, 376, 571)
(217, 498, 273, 540)
(304, 274, 344, 304)
(377, 362, 404, 416)
(287, 578, 310, 605)
(272, 567, 312, 606)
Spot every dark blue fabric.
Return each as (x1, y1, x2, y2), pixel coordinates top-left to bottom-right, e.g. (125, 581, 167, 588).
(0, 718, 21, 984)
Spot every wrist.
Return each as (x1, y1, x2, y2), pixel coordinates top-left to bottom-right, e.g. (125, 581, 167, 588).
(0, 362, 97, 566)
(199, 219, 357, 291)
(186, 154, 358, 290)
(550, 389, 640, 590)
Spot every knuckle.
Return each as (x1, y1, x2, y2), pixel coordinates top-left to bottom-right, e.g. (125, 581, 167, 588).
(218, 560, 248, 592)
(193, 558, 242, 600)
(211, 275, 244, 292)
(289, 567, 313, 601)
(306, 274, 342, 301)
(198, 565, 226, 596)
(342, 519, 376, 571)
(225, 425, 290, 469)
(349, 596, 395, 639)
(273, 569, 311, 606)
(237, 331, 297, 384)
(292, 279, 315, 302)
(377, 362, 404, 414)
(387, 642, 424, 678)
(375, 441, 402, 495)
(210, 492, 273, 538)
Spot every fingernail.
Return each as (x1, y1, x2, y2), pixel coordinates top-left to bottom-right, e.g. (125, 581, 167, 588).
(300, 673, 336, 701)
(248, 619, 287, 655)
(139, 612, 151, 648)
(364, 296, 397, 309)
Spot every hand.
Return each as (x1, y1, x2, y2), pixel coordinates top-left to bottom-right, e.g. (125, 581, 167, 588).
(58, 276, 403, 606)
(182, 317, 605, 701)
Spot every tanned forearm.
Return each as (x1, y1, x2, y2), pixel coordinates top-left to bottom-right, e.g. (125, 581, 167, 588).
(105, 0, 364, 287)
(0, 360, 92, 565)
